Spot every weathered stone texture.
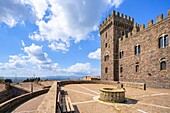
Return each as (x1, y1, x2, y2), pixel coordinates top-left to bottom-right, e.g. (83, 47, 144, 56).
(100, 10, 170, 88)
(119, 16, 170, 88)
(100, 11, 134, 81)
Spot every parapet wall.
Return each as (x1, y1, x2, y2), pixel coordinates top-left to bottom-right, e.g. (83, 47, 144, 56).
(0, 88, 49, 113)
(0, 85, 29, 104)
(119, 9, 170, 41)
(36, 82, 57, 113)
(59, 80, 146, 90)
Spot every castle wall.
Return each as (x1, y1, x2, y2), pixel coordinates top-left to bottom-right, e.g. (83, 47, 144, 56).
(119, 15, 170, 88)
(100, 19, 114, 80)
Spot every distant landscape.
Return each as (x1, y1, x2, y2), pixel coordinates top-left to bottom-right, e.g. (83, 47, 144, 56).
(3, 75, 86, 83)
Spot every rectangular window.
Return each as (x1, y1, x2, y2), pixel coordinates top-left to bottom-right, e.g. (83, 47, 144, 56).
(135, 46, 137, 55)
(135, 45, 140, 55)
(138, 45, 141, 54)
(164, 35, 169, 47)
(122, 51, 124, 58)
(120, 66, 123, 73)
(120, 52, 121, 59)
(120, 51, 124, 59)
(104, 55, 109, 61)
(159, 37, 163, 48)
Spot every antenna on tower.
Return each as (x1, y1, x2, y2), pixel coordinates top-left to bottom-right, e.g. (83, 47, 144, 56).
(15, 73, 17, 83)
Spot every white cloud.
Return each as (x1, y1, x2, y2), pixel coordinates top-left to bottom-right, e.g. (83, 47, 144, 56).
(23, 43, 52, 66)
(67, 63, 98, 75)
(48, 42, 69, 52)
(0, 0, 124, 51)
(26, 0, 49, 20)
(88, 48, 101, 60)
(0, 41, 100, 76)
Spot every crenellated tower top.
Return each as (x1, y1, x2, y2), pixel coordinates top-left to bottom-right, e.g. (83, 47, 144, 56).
(119, 9, 170, 42)
(100, 10, 135, 34)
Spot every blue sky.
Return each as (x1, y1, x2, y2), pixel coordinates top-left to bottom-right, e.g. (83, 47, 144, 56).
(0, 0, 169, 77)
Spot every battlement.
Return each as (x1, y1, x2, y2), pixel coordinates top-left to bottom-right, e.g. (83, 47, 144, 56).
(100, 10, 134, 32)
(119, 9, 170, 42)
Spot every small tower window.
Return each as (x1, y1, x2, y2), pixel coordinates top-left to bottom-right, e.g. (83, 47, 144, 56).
(120, 65, 123, 73)
(120, 50, 124, 59)
(159, 34, 169, 48)
(135, 44, 141, 55)
(105, 32, 107, 38)
(105, 67, 108, 73)
(105, 43, 108, 48)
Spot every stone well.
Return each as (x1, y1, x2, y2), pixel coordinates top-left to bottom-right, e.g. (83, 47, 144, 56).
(100, 88, 125, 103)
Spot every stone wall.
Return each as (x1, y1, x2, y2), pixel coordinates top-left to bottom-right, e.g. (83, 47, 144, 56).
(0, 89, 49, 113)
(119, 13, 170, 88)
(0, 85, 29, 104)
(36, 82, 57, 113)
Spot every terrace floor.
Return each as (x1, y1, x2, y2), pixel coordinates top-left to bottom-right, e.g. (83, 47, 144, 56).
(62, 84, 170, 113)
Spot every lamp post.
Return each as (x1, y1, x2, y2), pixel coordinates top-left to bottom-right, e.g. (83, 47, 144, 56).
(31, 73, 35, 93)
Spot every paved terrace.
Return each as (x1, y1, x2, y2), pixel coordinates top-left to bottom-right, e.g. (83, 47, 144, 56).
(62, 84, 170, 113)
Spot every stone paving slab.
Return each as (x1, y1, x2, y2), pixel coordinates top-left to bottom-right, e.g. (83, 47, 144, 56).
(63, 84, 170, 113)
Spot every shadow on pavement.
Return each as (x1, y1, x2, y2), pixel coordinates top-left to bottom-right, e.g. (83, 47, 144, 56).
(124, 98, 139, 104)
(74, 105, 80, 113)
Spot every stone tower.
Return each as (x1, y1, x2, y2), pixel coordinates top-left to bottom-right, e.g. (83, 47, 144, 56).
(100, 11, 135, 81)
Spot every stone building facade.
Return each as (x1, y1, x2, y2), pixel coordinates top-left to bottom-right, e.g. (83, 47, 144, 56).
(100, 10, 170, 88)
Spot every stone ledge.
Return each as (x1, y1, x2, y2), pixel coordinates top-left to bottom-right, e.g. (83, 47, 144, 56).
(36, 81, 57, 113)
(59, 80, 146, 90)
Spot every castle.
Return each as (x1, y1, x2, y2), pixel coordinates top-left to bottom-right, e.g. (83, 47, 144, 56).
(100, 10, 170, 88)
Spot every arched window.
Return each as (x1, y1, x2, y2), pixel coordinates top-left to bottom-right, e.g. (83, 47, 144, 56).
(160, 61, 166, 70)
(105, 67, 108, 73)
(104, 55, 109, 61)
(135, 44, 141, 55)
(159, 35, 169, 48)
(136, 62, 139, 72)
